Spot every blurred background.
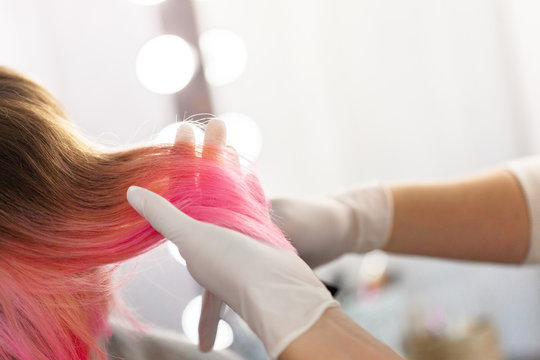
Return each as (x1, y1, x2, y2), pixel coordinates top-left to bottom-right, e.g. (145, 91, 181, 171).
(1, 0, 540, 359)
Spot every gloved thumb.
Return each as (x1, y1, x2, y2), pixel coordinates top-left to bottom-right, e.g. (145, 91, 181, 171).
(126, 186, 194, 242)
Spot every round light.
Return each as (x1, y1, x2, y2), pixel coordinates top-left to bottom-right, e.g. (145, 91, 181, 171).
(199, 29, 247, 86)
(166, 240, 186, 266)
(152, 122, 205, 145)
(129, 0, 166, 5)
(218, 112, 262, 161)
(136, 35, 198, 94)
(182, 296, 234, 350)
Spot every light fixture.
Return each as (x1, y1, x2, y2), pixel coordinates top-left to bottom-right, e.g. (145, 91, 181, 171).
(218, 112, 262, 161)
(199, 29, 247, 86)
(136, 35, 199, 94)
(182, 295, 234, 350)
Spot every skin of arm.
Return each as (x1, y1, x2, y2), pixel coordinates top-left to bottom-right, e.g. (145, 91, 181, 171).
(279, 307, 403, 360)
(384, 169, 530, 263)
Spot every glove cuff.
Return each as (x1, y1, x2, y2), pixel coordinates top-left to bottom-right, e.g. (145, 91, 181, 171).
(236, 251, 341, 360)
(268, 299, 340, 359)
(333, 182, 394, 253)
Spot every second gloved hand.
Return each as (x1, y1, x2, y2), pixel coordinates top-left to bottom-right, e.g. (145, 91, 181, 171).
(271, 183, 394, 268)
(126, 186, 339, 360)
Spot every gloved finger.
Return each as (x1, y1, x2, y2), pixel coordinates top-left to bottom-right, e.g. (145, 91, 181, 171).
(126, 186, 195, 242)
(198, 290, 223, 352)
(175, 122, 196, 149)
(170, 122, 197, 190)
(202, 119, 227, 160)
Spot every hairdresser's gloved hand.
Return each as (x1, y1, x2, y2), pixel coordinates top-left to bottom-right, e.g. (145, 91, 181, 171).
(271, 184, 393, 268)
(127, 185, 339, 359)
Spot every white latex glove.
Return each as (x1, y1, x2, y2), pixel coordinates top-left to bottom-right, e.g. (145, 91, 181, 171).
(271, 183, 393, 268)
(126, 185, 339, 359)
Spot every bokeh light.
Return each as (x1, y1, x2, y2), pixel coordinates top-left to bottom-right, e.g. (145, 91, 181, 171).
(182, 295, 234, 350)
(136, 35, 198, 94)
(219, 112, 262, 161)
(199, 29, 247, 86)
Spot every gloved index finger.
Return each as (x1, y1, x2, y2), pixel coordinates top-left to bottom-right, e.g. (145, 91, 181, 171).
(127, 186, 195, 242)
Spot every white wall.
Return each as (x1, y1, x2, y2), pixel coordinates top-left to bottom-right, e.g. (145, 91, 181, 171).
(500, 0, 540, 155)
(196, 0, 524, 196)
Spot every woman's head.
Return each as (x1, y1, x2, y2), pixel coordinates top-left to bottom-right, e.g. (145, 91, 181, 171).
(0, 67, 292, 359)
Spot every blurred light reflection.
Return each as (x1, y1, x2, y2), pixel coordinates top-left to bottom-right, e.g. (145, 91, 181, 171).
(136, 35, 198, 94)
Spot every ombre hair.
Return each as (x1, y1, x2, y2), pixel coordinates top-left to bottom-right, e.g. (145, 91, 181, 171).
(0, 67, 293, 360)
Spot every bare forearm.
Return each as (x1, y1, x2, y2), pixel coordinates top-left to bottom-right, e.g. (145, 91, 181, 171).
(383, 170, 530, 263)
(279, 307, 403, 360)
